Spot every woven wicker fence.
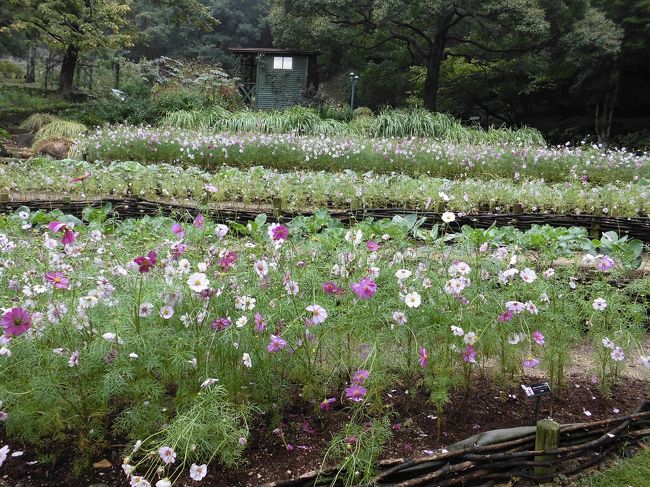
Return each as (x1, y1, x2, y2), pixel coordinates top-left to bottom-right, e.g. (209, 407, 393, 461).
(262, 401, 650, 487)
(1, 196, 650, 242)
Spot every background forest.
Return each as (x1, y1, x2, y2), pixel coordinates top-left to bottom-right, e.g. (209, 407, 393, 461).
(1, 0, 649, 147)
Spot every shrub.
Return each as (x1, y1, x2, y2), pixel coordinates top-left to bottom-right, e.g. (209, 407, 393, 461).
(0, 60, 25, 80)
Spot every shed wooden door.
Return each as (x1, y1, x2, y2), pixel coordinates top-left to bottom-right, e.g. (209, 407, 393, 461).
(255, 55, 308, 110)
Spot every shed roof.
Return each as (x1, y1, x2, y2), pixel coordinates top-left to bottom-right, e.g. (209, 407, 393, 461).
(229, 47, 321, 56)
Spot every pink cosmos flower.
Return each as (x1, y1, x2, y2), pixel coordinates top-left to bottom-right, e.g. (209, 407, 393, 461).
(133, 250, 157, 273)
(523, 356, 540, 368)
(532, 331, 545, 345)
(351, 277, 377, 299)
(498, 310, 514, 322)
(320, 398, 336, 411)
(267, 335, 287, 352)
(366, 241, 379, 252)
(611, 347, 625, 361)
(271, 224, 289, 241)
(171, 223, 185, 238)
(45, 271, 70, 289)
(419, 347, 428, 368)
(462, 345, 477, 363)
(158, 446, 176, 464)
(597, 255, 615, 272)
(254, 312, 266, 333)
(68, 350, 79, 367)
(47, 221, 76, 245)
(352, 369, 369, 385)
(193, 213, 205, 229)
(171, 242, 187, 260)
(1, 307, 31, 337)
(345, 384, 367, 402)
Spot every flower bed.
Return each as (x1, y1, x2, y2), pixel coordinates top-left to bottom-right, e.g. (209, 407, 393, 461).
(0, 208, 648, 486)
(74, 126, 650, 184)
(2, 158, 650, 217)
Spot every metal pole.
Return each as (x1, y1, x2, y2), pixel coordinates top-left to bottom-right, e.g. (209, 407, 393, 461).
(351, 81, 356, 110)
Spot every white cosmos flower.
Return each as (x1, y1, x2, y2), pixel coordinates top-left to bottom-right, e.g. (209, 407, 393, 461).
(463, 332, 478, 345)
(214, 224, 229, 239)
(236, 316, 248, 328)
(130, 475, 151, 487)
(451, 325, 464, 336)
(441, 211, 455, 223)
(160, 305, 174, 319)
(592, 298, 607, 311)
(404, 292, 421, 308)
(306, 304, 328, 324)
(285, 280, 299, 296)
(197, 262, 208, 272)
(0, 445, 9, 468)
(178, 258, 191, 274)
(254, 259, 269, 277)
(640, 356, 650, 368)
(395, 269, 412, 280)
(520, 268, 537, 283)
(155, 479, 172, 487)
(200, 378, 219, 388)
(392, 311, 407, 325)
(187, 272, 209, 293)
(139, 302, 153, 317)
(602, 337, 614, 349)
(158, 446, 176, 465)
(438, 191, 450, 201)
(189, 463, 208, 481)
(242, 352, 252, 368)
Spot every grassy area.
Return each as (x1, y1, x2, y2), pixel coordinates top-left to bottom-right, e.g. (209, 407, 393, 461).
(579, 447, 650, 486)
(0, 84, 76, 120)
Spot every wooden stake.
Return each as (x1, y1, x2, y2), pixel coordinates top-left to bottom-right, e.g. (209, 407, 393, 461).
(534, 419, 560, 477)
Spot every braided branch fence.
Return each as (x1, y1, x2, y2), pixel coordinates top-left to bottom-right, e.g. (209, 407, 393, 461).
(262, 401, 650, 486)
(1, 196, 650, 242)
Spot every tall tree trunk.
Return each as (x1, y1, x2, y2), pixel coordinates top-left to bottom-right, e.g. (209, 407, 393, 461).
(422, 40, 446, 112)
(58, 45, 79, 94)
(25, 46, 36, 83)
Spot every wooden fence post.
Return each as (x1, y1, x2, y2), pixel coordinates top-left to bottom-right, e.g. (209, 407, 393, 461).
(272, 197, 282, 219)
(534, 419, 560, 477)
(590, 207, 603, 239)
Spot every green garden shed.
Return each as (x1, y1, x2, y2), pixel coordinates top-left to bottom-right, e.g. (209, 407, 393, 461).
(229, 47, 320, 110)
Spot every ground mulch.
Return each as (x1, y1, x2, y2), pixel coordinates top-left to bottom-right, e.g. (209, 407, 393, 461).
(0, 374, 647, 487)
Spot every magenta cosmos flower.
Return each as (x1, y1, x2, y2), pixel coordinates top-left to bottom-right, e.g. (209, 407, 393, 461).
(211, 317, 231, 331)
(322, 281, 344, 296)
(133, 250, 157, 273)
(320, 397, 336, 411)
(523, 356, 540, 368)
(47, 221, 76, 245)
(219, 251, 238, 271)
(352, 369, 369, 385)
(532, 331, 545, 345)
(366, 241, 379, 252)
(271, 224, 289, 241)
(1, 307, 31, 337)
(351, 277, 377, 300)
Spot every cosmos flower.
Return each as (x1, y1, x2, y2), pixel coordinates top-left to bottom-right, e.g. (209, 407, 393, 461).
(404, 292, 421, 308)
(392, 311, 407, 325)
(523, 356, 540, 368)
(0, 445, 9, 468)
(441, 211, 455, 223)
(532, 331, 545, 345)
(47, 221, 76, 245)
(601, 337, 614, 349)
(610, 347, 625, 361)
(189, 463, 208, 481)
(214, 224, 229, 239)
(520, 268, 537, 283)
(320, 397, 336, 411)
(68, 350, 80, 367)
(45, 271, 70, 289)
(592, 298, 607, 311)
(254, 259, 269, 277)
(366, 241, 379, 252)
(187, 272, 209, 293)
(211, 317, 231, 331)
(352, 369, 369, 385)
(155, 479, 172, 487)
(193, 213, 205, 229)
(306, 304, 328, 324)
(462, 345, 477, 363)
(133, 251, 157, 273)
(254, 313, 266, 333)
(345, 384, 368, 402)
(242, 353, 252, 368)
(451, 326, 464, 336)
(597, 255, 615, 272)
(267, 335, 287, 352)
(322, 281, 344, 296)
(269, 223, 288, 241)
(419, 347, 428, 368)
(158, 446, 176, 465)
(1, 307, 31, 337)
(395, 269, 412, 280)
(351, 277, 377, 299)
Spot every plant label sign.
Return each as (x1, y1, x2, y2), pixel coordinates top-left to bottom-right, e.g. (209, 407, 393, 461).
(522, 382, 551, 398)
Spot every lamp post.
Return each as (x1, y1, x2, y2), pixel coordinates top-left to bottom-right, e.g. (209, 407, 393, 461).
(349, 72, 359, 110)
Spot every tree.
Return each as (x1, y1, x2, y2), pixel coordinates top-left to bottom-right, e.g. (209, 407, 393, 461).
(271, 0, 564, 111)
(4, 0, 217, 95)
